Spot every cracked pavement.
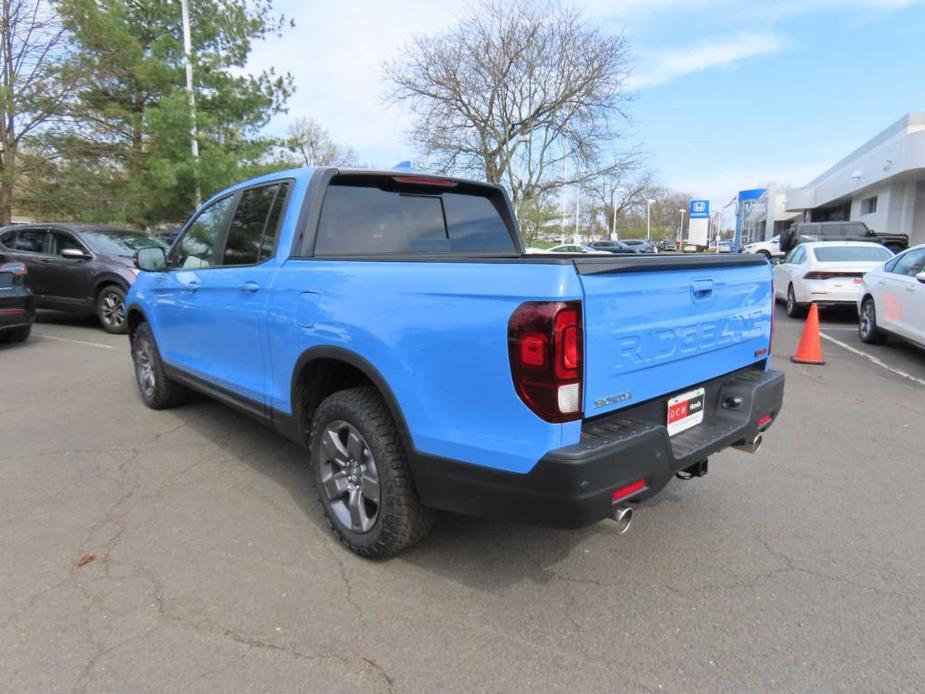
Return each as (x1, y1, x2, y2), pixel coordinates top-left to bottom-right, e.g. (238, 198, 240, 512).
(1, 309, 924, 692)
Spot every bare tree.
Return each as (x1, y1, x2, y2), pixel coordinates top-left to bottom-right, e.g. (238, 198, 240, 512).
(384, 0, 633, 217)
(0, 0, 79, 224)
(283, 117, 356, 167)
(584, 153, 653, 239)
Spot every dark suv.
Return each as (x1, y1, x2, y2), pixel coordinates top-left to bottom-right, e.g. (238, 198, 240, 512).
(0, 224, 168, 333)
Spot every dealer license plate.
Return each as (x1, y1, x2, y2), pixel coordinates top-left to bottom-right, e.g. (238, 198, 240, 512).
(666, 387, 706, 437)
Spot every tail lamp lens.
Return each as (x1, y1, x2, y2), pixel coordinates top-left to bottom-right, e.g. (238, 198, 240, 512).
(508, 301, 583, 423)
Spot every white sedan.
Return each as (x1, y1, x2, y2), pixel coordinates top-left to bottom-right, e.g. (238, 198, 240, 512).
(742, 235, 782, 259)
(774, 241, 894, 318)
(544, 244, 611, 255)
(858, 243, 925, 349)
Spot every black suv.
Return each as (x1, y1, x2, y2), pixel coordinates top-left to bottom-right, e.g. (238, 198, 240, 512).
(0, 224, 168, 334)
(780, 221, 908, 255)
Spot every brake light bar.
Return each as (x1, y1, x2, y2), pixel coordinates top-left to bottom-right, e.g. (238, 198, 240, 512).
(508, 301, 583, 422)
(611, 479, 647, 504)
(393, 176, 458, 187)
(803, 271, 863, 280)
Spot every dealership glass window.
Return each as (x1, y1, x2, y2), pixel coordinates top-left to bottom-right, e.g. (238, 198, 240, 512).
(860, 196, 878, 215)
(171, 196, 235, 269)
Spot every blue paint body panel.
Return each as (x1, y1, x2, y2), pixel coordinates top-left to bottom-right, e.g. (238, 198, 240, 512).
(128, 167, 774, 478)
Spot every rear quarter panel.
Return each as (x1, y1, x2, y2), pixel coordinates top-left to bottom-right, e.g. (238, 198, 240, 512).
(266, 260, 584, 473)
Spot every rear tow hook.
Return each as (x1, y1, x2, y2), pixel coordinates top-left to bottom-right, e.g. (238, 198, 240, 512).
(676, 458, 709, 480)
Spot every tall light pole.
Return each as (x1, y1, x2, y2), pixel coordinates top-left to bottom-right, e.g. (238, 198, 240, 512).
(574, 184, 581, 240)
(646, 198, 656, 240)
(611, 187, 626, 240)
(678, 208, 686, 243)
(180, 0, 201, 208)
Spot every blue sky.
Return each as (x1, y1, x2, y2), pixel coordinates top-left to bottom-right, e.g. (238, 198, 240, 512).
(251, 0, 924, 218)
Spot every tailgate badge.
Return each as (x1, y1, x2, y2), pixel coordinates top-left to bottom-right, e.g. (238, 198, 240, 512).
(594, 391, 633, 409)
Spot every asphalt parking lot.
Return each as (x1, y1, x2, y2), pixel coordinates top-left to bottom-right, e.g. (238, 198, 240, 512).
(2, 307, 924, 693)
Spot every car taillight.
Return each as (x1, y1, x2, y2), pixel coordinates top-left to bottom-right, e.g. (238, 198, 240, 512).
(803, 272, 835, 280)
(508, 301, 583, 422)
(0, 262, 27, 285)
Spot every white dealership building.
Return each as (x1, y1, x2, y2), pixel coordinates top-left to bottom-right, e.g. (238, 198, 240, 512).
(784, 113, 925, 246)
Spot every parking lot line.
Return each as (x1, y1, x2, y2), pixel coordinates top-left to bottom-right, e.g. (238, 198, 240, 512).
(820, 331, 925, 387)
(32, 331, 116, 350)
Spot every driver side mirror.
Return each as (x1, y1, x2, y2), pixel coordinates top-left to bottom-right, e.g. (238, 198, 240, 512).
(61, 248, 90, 260)
(916, 271, 925, 284)
(136, 246, 167, 272)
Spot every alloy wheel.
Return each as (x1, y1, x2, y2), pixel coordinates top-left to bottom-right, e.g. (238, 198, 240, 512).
(318, 421, 381, 534)
(860, 301, 874, 338)
(101, 292, 125, 328)
(134, 338, 156, 398)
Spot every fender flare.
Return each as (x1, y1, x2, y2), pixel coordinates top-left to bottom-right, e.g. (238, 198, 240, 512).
(289, 345, 413, 451)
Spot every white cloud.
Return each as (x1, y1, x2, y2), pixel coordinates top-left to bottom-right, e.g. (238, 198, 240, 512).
(629, 32, 785, 88)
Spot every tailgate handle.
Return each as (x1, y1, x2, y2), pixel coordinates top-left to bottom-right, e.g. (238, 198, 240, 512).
(691, 278, 714, 302)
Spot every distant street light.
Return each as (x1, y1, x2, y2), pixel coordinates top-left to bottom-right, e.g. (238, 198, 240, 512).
(678, 208, 686, 242)
(611, 187, 626, 240)
(646, 198, 656, 240)
(179, 0, 201, 208)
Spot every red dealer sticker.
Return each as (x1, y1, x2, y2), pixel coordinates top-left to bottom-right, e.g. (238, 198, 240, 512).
(666, 387, 706, 437)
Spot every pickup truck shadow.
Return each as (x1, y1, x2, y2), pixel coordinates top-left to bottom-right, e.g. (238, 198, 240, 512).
(169, 394, 678, 589)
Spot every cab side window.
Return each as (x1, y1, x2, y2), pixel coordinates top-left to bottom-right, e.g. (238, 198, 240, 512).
(171, 196, 235, 269)
(222, 182, 289, 266)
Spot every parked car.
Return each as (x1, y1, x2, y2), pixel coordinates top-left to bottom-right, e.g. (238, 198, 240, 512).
(773, 241, 894, 318)
(545, 243, 610, 254)
(657, 240, 678, 252)
(717, 240, 735, 253)
(126, 168, 783, 557)
(779, 221, 908, 254)
(588, 240, 641, 254)
(0, 262, 34, 343)
(0, 224, 168, 334)
(858, 243, 925, 348)
(742, 235, 782, 260)
(621, 239, 658, 254)
(682, 242, 699, 252)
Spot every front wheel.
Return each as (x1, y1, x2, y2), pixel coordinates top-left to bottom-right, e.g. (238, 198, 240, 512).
(786, 285, 806, 319)
(97, 285, 128, 334)
(131, 322, 187, 409)
(310, 387, 434, 558)
(859, 297, 887, 344)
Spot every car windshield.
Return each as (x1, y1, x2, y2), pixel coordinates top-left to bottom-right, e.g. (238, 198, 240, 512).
(82, 229, 168, 256)
(813, 246, 893, 262)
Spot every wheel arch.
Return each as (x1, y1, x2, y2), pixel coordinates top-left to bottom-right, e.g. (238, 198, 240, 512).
(288, 346, 412, 452)
(125, 304, 149, 343)
(92, 275, 130, 302)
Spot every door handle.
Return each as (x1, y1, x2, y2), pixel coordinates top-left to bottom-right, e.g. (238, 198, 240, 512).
(240, 281, 260, 293)
(181, 280, 200, 292)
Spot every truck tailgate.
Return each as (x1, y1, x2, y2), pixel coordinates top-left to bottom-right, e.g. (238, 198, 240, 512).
(575, 255, 773, 417)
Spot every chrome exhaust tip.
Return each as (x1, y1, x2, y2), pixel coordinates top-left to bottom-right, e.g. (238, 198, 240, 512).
(610, 505, 633, 534)
(733, 433, 763, 455)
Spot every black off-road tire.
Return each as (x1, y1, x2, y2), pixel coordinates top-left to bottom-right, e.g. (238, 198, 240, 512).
(131, 322, 187, 409)
(310, 387, 434, 558)
(97, 284, 128, 334)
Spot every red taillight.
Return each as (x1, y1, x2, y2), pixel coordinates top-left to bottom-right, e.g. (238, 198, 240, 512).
(393, 176, 458, 187)
(508, 301, 583, 423)
(803, 271, 834, 280)
(0, 262, 27, 285)
(611, 479, 647, 503)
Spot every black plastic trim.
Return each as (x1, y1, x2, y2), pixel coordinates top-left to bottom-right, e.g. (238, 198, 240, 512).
(573, 253, 768, 275)
(163, 364, 270, 423)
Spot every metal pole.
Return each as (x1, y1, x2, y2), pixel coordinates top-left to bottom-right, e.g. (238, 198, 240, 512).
(180, 0, 201, 209)
(646, 201, 651, 240)
(611, 195, 618, 240)
(574, 184, 580, 240)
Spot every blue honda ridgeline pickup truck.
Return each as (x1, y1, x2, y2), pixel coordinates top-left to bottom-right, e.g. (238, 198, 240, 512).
(127, 168, 784, 557)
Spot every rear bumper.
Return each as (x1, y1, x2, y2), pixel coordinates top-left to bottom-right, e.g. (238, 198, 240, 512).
(410, 366, 784, 528)
(0, 293, 35, 330)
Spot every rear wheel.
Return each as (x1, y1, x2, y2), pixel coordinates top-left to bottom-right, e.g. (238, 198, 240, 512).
(859, 297, 887, 344)
(131, 322, 187, 409)
(786, 284, 806, 319)
(97, 285, 128, 334)
(310, 387, 434, 558)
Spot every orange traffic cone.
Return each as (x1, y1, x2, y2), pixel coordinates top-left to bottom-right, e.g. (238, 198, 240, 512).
(790, 303, 825, 365)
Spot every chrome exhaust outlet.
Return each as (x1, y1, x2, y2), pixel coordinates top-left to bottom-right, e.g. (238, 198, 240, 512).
(610, 505, 633, 534)
(733, 433, 763, 455)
